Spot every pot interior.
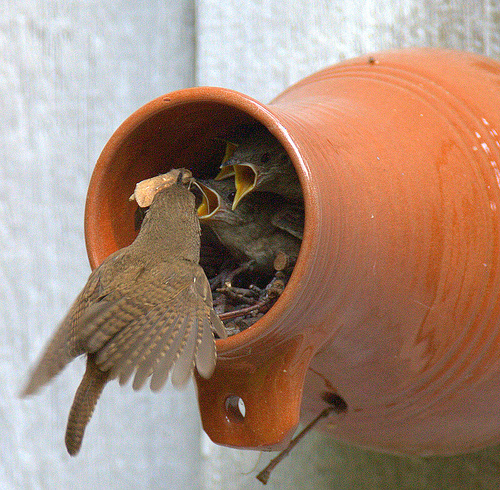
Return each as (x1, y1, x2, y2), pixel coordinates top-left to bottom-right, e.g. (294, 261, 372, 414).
(85, 100, 269, 265)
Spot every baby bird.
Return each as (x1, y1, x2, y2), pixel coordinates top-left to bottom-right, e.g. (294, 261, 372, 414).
(217, 126, 303, 208)
(22, 176, 226, 455)
(196, 178, 303, 275)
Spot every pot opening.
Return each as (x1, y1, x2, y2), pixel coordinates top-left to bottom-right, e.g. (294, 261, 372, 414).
(192, 122, 305, 337)
(86, 93, 305, 341)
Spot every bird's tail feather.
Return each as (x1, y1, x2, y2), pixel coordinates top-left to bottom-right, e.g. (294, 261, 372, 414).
(65, 354, 109, 456)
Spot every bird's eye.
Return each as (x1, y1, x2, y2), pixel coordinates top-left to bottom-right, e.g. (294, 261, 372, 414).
(228, 191, 236, 202)
(260, 152, 270, 163)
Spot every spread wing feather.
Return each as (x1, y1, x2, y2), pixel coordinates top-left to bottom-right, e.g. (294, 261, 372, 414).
(270, 204, 305, 240)
(22, 258, 225, 398)
(21, 268, 103, 396)
(89, 263, 223, 390)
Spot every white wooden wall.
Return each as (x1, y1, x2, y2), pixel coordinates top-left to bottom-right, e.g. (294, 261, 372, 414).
(4, 1, 500, 489)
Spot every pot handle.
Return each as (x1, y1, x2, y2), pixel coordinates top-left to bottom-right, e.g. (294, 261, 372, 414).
(195, 337, 309, 450)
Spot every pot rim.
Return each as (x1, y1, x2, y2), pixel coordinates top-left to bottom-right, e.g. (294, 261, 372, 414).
(85, 85, 315, 356)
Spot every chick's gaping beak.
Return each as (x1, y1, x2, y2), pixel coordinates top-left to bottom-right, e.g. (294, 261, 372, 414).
(232, 163, 258, 209)
(220, 141, 238, 165)
(215, 165, 236, 181)
(195, 182, 222, 219)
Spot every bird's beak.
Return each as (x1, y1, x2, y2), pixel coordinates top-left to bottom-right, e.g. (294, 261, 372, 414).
(220, 141, 238, 165)
(215, 165, 235, 181)
(214, 140, 238, 180)
(232, 163, 258, 209)
(195, 182, 221, 219)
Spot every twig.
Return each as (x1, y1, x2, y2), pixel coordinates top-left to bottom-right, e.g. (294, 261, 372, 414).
(224, 262, 252, 287)
(256, 407, 335, 485)
(219, 300, 270, 321)
(217, 286, 259, 305)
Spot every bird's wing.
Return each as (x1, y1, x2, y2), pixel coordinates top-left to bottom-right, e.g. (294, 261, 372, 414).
(271, 204, 305, 240)
(192, 267, 227, 339)
(20, 248, 141, 397)
(21, 266, 104, 396)
(80, 263, 226, 392)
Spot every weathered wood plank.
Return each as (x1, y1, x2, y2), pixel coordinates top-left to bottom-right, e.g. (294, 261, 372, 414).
(2, 1, 198, 489)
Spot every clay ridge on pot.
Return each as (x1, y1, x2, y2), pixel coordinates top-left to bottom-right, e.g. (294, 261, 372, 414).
(86, 48, 500, 455)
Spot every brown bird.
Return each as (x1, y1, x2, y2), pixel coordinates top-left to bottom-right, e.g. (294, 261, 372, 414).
(196, 178, 303, 275)
(217, 126, 303, 208)
(21, 177, 226, 455)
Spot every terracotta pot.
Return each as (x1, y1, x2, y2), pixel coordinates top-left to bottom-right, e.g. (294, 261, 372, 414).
(85, 48, 500, 456)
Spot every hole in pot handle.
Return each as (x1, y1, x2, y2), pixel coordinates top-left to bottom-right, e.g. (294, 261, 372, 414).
(225, 395, 246, 423)
(195, 338, 310, 450)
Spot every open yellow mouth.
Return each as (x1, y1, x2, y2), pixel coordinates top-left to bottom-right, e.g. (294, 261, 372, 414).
(220, 141, 238, 165)
(215, 165, 236, 181)
(232, 164, 258, 209)
(196, 182, 221, 218)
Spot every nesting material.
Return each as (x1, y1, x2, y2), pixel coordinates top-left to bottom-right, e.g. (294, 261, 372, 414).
(131, 126, 304, 338)
(130, 168, 193, 207)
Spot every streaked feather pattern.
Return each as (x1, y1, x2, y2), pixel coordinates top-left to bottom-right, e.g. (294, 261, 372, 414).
(21, 182, 226, 455)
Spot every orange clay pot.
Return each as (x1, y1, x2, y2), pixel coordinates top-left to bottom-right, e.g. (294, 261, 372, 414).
(85, 48, 500, 456)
